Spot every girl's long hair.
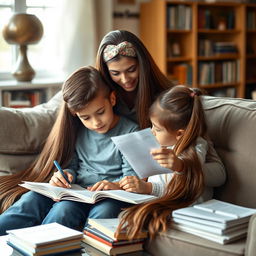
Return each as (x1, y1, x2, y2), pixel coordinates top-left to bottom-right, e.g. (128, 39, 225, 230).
(117, 85, 207, 239)
(0, 66, 110, 213)
(96, 30, 174, 129)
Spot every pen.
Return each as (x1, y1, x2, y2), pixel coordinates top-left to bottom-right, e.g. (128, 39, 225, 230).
(53, 160, 71, 185)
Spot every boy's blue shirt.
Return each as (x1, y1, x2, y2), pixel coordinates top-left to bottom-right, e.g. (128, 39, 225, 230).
(67, 116, 139, 187)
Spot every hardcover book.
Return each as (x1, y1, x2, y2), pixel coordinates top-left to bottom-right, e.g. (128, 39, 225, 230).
(84, 225, 144, 247)
(87, 218, 148, 241)
(171, 199, 256, 244)
(6, 223, 83, 255)
(82, 235, 143, 255)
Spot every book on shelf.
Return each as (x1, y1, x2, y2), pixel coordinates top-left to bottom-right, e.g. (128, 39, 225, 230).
(87, 218, 148, 241)
(6, 223, 83, 256)
(173, 63, 192, 86)
(20, 181, 156, 205)
(84, 224, 145, 247)
(171, 199, 256, 244)
(2, 90, 44, 108)
(82, 235, 143, 256)
(166, 4, 191, 30)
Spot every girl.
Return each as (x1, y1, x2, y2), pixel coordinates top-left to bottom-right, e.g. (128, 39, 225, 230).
(0, 66, 138, 234)
(117, 85, 209, 239)
(96, 29, 226, 200)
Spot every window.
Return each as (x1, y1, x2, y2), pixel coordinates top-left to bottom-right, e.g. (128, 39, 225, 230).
(0, 0, 62, 79)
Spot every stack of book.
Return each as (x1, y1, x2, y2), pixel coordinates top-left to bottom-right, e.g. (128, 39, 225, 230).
(171, 199, 256, 244)
(83, 218, 148, 255)
(6, 223, 83, 255)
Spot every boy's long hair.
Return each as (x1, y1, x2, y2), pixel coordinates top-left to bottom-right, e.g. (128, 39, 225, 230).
(117, 85, 207, 239)
(96, 30, 174, 129)
(0, 66, 110, 213)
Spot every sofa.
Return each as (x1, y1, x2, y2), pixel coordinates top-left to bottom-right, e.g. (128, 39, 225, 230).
(0, 94, 256, 256)
(146, 96, 256, 256)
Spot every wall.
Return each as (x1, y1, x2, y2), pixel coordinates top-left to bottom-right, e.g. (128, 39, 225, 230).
(112, 0, 140, 36)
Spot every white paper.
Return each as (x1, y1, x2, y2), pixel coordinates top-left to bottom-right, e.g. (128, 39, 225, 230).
(111, 128, 171, 178)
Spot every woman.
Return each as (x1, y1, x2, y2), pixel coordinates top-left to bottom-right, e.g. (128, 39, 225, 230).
(96, 30, 226, 200)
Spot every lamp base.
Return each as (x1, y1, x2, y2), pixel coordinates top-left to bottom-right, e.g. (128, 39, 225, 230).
(12, 45, 35, 82)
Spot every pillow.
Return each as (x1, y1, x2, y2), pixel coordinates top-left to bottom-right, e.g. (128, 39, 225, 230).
(0, 92, 62, 155)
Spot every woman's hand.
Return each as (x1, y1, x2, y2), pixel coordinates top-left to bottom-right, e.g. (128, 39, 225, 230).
(151, 148, 184, 173)
(49, 170, 73, 188)
(119, 176, 152, 194)
(87, 180, 121, 191)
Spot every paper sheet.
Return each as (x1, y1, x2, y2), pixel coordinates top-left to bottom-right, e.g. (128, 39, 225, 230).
(111, 128, 171, 178)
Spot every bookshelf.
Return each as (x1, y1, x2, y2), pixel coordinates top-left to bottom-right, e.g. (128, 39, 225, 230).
(0, 78, 62, 107)
(140, 0, 256, 98)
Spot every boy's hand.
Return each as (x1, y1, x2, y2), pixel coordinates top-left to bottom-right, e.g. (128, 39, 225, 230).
(49, 170, 73, 188)
(119, 176, 152, 194)
(151, 148, 184, 172)
(87, 180, 120, 191)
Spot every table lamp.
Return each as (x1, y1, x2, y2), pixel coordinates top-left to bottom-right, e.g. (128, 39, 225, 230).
(2, 13, 43, 82)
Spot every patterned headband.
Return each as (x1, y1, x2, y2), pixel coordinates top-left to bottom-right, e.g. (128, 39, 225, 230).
(103, 41, 137, 62)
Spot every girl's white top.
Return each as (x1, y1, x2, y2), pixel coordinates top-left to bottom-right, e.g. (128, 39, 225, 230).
(148, 137, 209, 202)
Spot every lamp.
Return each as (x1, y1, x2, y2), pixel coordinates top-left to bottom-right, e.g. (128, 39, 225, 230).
(2, 13, 43, 82)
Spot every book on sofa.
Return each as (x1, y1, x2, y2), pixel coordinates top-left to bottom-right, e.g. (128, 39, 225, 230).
(20, 181, 156, 205)
(172, 199, 256, 244)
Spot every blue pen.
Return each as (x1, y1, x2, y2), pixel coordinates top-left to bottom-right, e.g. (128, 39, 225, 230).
(53, 160, 71, 185)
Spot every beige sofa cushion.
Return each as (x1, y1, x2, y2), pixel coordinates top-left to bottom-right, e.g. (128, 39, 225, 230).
(201, 96, 256, 208)
(146, 96, 256, 256)
(0, 92, 61, 174)
(145, 229, 245, 256)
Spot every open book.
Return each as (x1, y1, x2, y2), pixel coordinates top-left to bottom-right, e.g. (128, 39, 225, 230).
(20, 181, 156, 205)
(111, 128, 171, 178)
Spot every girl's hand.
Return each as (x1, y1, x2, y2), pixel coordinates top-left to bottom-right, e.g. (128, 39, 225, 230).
(87, 180, 121, 191)
(119, 176, 152, 194)
(49, 170, 73, 188)
(151, 148, 184, 173)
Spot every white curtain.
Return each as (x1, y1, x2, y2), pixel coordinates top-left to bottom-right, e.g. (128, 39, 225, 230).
(55, 0, 113, 77)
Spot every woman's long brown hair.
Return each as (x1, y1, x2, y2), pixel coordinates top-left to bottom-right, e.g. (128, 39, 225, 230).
(117, 85, 207, 239)
(96, 30, 174, 129)
(0, 66, 110, 213)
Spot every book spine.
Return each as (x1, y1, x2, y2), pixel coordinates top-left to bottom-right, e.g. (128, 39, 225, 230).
(84, 229, 144, 247)
(7, 241, 32, 256)
(84, 232, 113, 247)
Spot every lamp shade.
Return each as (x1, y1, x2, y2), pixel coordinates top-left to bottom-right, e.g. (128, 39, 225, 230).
(2, 13, 43, 45)
(2, 13, 44, 81)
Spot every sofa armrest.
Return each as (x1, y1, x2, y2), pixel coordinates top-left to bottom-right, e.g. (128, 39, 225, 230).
(245, 214, 256, 256)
